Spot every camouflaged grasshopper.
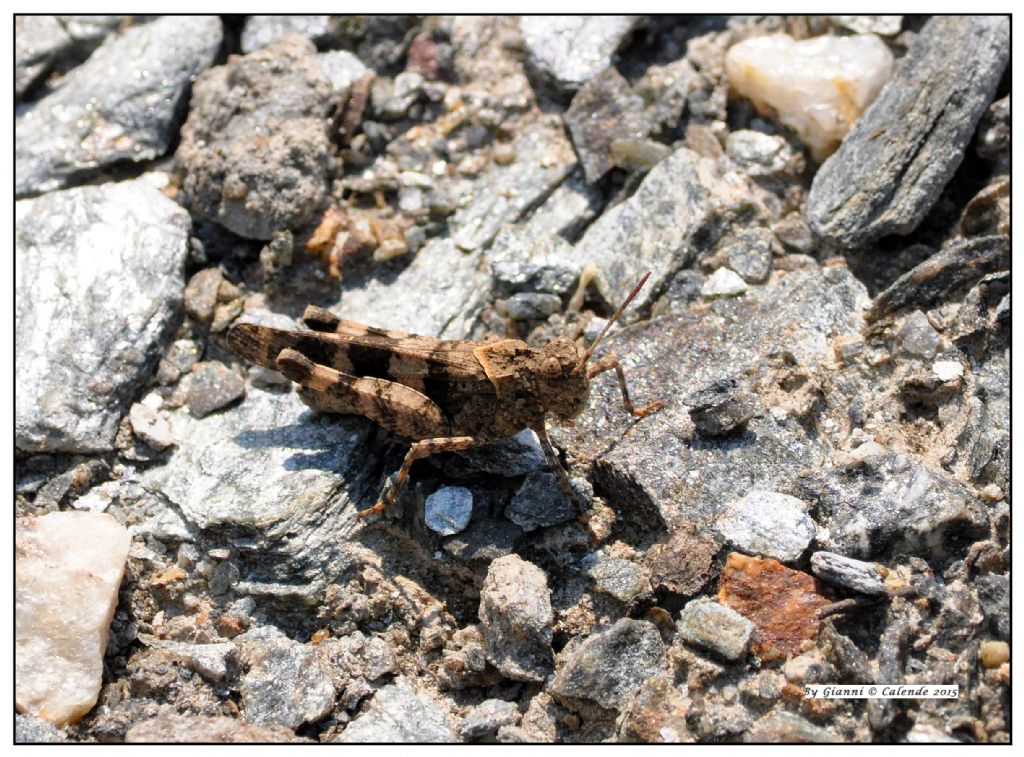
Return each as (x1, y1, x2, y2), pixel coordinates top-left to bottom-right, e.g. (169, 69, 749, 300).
(227, 273, 662, 519)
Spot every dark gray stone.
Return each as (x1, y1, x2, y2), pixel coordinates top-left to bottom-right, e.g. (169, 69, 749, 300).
(564, 67, 650, 183)
(177, 34, 334, 240)
(686, 378, 759, 436)
(976, 573, 1009, 640)
(443, 515, 523, 565)
(16, 16, 222, 197)
(519, 16, 640, 93)
(239, 629, 336, 729)
(677, 599, 753, 661)
(478, 555, 554, 683)
(549, 619, 665, 711)
(867, 236, 1009, 322)
(16, 180, 189, 453)
(336, 681, 456, 742)
(810, 551, 887, 596)
(503, 471, 577, 528)
(446, 429, 546, 478)
(505, 292, 563, 321)
(505, 471, 576, 532)
(806, 16, 1010, 246)
(796, 444, 989, 560)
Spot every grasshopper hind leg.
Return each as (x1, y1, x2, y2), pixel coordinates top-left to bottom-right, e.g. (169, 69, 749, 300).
(359, 436, 478, 519)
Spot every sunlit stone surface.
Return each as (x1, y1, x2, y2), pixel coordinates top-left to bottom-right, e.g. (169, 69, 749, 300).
(16, 512, 132, 725)
(725, 33, 893, 160)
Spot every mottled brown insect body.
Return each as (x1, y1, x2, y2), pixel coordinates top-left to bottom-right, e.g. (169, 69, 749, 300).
(227, 274, 661, 518)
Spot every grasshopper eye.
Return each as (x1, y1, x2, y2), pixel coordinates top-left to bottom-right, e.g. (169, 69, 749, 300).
(541, 356, 562, 378)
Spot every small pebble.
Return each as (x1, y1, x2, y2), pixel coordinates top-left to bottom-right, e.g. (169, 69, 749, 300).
(809, 551, 887, 595)
(932, 360, 964, 382)
(424, 486, 473, 536)
(701, 267, 748, 298)
(979, 640, 1009, 668)
(677, 599, 754, 661)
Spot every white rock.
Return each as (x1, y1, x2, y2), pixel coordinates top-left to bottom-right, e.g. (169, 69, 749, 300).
(725, 33, 893, 160)
(715, 490, 815, 562)
(16, 512, 132, 725)
(701, 267, 748, 298)
(932, 360, 964, 382)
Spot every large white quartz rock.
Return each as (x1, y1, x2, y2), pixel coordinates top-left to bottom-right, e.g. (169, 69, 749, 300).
(16, 512, 132, 725)
(725, 33, 893, 160)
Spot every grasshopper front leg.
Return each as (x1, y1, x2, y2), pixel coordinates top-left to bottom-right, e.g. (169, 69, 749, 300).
(587, 353, 665, 418)
(532, 424, 587, 512)
(359, 436, 477, 519)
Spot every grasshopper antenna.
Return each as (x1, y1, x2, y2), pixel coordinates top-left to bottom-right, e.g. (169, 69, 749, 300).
(574, 271, 652, 373)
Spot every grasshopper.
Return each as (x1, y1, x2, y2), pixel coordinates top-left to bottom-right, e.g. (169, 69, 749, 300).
(227, 273, 662, 519)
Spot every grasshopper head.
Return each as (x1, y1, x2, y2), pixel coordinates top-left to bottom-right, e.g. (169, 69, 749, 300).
(536, 338, 590, 421)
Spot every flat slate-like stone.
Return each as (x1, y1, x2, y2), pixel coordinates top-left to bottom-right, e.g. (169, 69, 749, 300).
(519, 16, 639, 93)
(16, 179, 189, 453)
(806, 16, 1010, 246)
(16, 16, 222, 197)
(570, 146, 754, 314)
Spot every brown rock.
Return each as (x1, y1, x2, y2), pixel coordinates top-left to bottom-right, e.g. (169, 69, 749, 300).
(126, 711, 306, 743)
(718, 552, 831, 661)
(644, 521, 718, 596)
(618, 674, 692, 743)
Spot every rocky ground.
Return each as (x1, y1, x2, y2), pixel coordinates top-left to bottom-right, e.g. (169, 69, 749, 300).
(15, 15, 1010, 744)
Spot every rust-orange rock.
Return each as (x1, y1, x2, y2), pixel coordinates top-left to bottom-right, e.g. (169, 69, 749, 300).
(718, 552, 831, 662)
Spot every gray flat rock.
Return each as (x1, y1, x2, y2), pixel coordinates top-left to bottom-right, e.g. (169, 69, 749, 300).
(806, 16, 1010, 246)
(519, 16, 640, 93)
(138, 387, 372, 591)
(16, 179, 189, 453)
(16, 16, 222, 197)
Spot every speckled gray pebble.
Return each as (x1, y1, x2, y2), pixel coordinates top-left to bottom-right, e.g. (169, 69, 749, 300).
(424, 486, 473, 536)
(460, 699, 520, 741)
(716, 490, 816, 562)
(336, 681, 456, 743)
(478, 555, 554, 683)
(678, 599, 754, 661)
(549, 618, 666, 710)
